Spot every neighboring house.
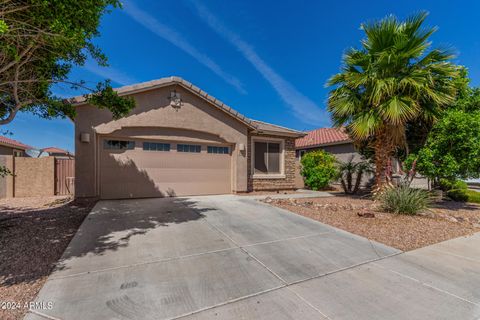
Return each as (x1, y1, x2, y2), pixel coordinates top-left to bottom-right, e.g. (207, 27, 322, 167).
(0, 136, 32, 157)
(40, 147, 74, 159)
(295, 127, 361, 162)
(0, 136, 32, 198)
(296, 127, 429, 189)
(72, 76, 305, 199)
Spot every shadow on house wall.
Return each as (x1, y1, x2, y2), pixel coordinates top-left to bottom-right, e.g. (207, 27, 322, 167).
(99, 152, 174, 199)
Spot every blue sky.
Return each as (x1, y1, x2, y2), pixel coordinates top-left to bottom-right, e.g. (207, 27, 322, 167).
(4, 0, 480, 152)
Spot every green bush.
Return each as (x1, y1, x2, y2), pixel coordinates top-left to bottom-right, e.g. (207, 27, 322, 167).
(377, 185, 430, 215)
(439, 178, 467, 191)
(466, 190, 480, 203)
(300, 150, 338, 190)
(447, 189, 469, 202)
(439, 179, 470, 202)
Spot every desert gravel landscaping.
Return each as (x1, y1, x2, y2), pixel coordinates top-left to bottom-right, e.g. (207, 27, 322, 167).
(0, 196, 96, 320)
(266, 194, 480, 251)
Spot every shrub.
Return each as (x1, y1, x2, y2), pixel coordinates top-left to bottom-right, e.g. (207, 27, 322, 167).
(446, 189, 469, 202)
(377, 185, 430, 215)
(466, 190, 480, 203)
(439, 178, 469, 201)
(300, 150, 338, 190)
(439, 178, 467, 191)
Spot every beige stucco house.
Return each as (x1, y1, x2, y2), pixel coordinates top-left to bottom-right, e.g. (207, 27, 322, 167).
(73, 77, 305, 199)
(0, 136, 32, 157)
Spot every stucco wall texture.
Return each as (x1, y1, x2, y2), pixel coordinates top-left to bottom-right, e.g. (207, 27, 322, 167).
(14, 157, 55, 197)
(0, 155, 14, 198)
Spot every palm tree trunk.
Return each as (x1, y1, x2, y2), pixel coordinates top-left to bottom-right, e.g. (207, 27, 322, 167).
(374, 128, 392, 191)
(340, 178, 348, 194)
(353, 171, 363, 194)
(346, 171, 353, 193)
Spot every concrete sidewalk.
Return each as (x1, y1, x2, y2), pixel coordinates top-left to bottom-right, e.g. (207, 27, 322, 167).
(25, 196, 480, 320)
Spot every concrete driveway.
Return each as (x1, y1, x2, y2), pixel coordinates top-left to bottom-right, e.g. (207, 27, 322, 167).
(26, 195, 480, 320)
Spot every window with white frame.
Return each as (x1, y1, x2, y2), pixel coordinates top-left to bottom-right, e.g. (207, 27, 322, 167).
(253, 140, 283, 175)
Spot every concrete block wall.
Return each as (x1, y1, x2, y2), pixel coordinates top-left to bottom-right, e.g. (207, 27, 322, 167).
(0, 155, 14, 198)
(0, 156, 56, 198)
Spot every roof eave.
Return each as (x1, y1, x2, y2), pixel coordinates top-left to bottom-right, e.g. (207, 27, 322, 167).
(253, 129, 307, 138)
(295, 139, 352, 149)
(0, 141, 30, 150)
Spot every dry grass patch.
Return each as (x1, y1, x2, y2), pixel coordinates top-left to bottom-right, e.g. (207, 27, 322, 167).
(0, 196, 96, 320)
(267, 195, 480, 252)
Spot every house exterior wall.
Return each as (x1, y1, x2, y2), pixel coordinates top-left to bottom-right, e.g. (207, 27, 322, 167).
(297, 142, 361, 163)
(0, 145, 27, 157)
(0, 145, 14, 155)
(75, 85, 249, 198)
(247, 134, 297, 191)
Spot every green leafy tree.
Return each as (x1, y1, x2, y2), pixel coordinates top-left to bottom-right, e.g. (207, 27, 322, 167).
(406, 109, 480, 183)
(0, 0, 135, 125)
(327, 12, 458, 190)
(403, 67, 479, 156)
(300, 150, 338, 190)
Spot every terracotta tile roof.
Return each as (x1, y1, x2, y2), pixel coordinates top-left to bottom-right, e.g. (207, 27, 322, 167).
(42, 147, 71, 154)
(70, 76, 305, 137)
(0, 136, 33, 150)
(295, 127, 351, 149)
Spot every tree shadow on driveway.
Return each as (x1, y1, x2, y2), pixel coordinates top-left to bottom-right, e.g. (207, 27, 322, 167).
(57, 197, 213, 264)
(0, 196, 216, 290)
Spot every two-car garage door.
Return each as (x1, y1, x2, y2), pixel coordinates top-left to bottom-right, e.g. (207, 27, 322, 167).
(99, 138, 231, 199)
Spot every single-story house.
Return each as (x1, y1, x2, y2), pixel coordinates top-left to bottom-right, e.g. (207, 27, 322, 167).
(72, 76, 305, 199)
(40, 147, 74, 159)
(295, 127, 361, 162)
(0, 136, 32, 157)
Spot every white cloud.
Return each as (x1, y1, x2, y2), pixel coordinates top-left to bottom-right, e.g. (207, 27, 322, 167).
(123, 1, 246, 94)
(189, 1, 329, 126)
(83, 62, 139, 86)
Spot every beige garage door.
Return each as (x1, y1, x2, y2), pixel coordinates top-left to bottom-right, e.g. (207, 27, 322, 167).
(99, 139, 231, 199)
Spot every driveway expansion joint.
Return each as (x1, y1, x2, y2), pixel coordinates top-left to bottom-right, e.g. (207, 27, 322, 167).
(427, 247, 480, 263)
(27, 310, 64, 320)
(196, 210, 403, 320)
(371, 262, 480, 307)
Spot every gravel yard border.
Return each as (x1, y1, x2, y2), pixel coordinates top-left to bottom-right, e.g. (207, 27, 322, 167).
(0, 196, 96, 320)
(266, 195, 480, 252)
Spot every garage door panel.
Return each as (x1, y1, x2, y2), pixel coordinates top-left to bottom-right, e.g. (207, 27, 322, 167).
(100, 140, 231, 199)
(133, 154, 231, 170)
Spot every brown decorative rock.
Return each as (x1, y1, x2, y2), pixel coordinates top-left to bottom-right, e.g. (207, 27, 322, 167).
(357, 211, 375, 218)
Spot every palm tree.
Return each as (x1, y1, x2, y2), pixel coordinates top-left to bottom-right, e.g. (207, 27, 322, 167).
(338, 156, 373, 194)
(327, 12, 458, 190)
